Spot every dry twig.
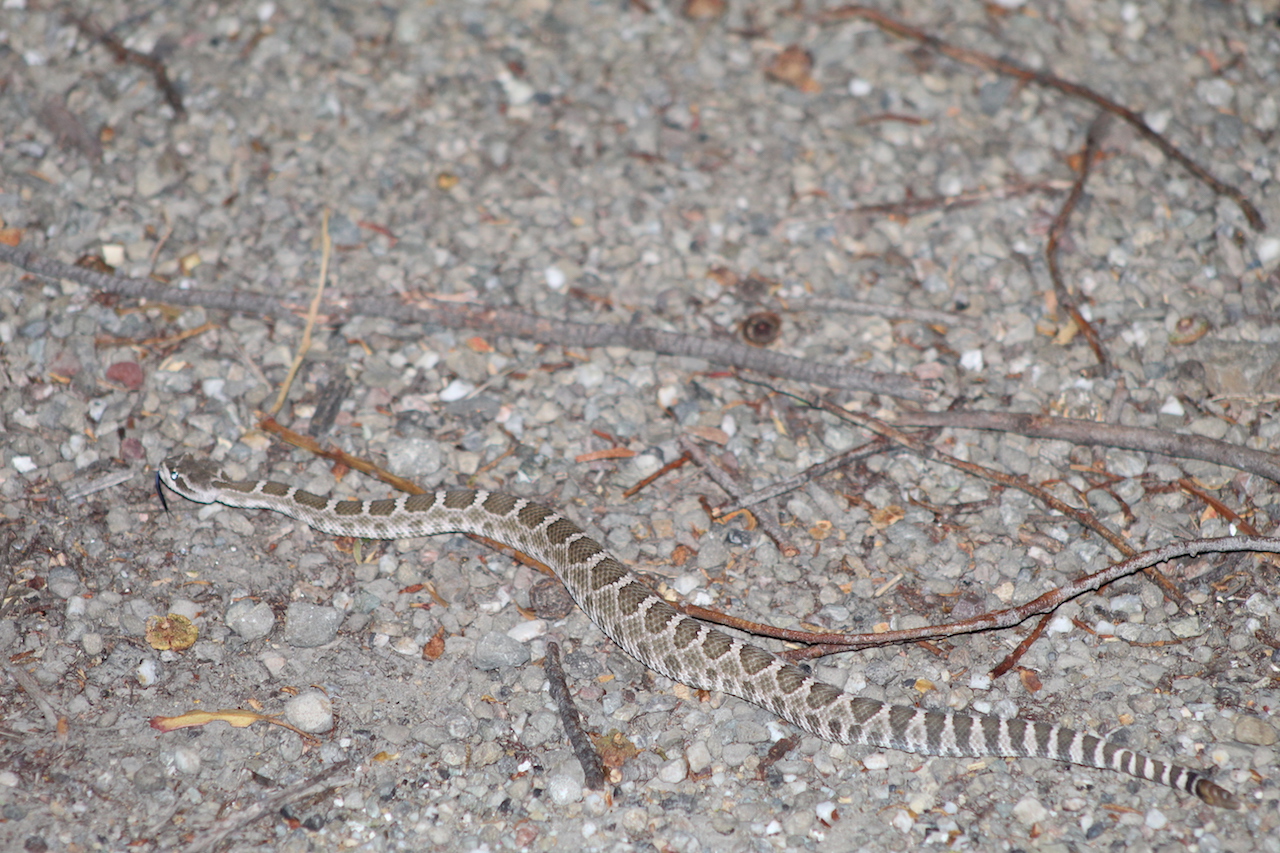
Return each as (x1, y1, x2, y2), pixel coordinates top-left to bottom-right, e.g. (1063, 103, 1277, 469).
(0, 244, 931, 402)
(68, 13, 186, 118)
(819, 6, 1263, 230)
(1046, 114, 1112, 372)
(180, 761, 354, 853)
(544, 642, 606, 790)
(773, 535, 1280, 661)
(818, 401, 1186, 605)
(269, 210, 332, 416)
(893, 410, 1280, 484)
(679, 435, 798, 556)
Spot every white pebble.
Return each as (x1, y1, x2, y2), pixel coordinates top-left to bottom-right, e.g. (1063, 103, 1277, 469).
(136, 658, 161, 687)
(862, 753, 889, 770)
(391, 637, 421, 656)
(438, 379, 475, 402)
(172, 746, 202, 774)
(1256, 237, 1280, 266)
(959, 349, 984, 372)
(1160, 396, 1185, 416)
(547, 774, 582, 805)
(1013, 795, 1049, 825)
(1047, 614, 1073, 634)
(506, 619, 546, 642)
(12, 456, 37, 474)
(657, 758, 686, 784)
(968, 671, 992, 690)
(1145, 808, 1167, 829)
(545, 266, 566, 290)
(284, 689, 334, 733)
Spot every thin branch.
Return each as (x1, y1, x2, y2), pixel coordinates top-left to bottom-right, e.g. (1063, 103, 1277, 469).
(68, 13, 185, 118)
(843, 179, 1067, 219)
(679, 435, 798, 557)
(2, 663, 62, 732)
(808, 400, 1187, 605)
(893, 410, 1280, 484)
(783, 297, 974, 328)
(1046, 114, 1111, 372)
(269, 209, 331, 416)
(180, 761, 354, 853)
(819, 6, 1263, 230)
(713, 437, 894, 516)
(0, 244, 932, 402)
(544, 642, 606, 790)
(989, 612, 1051, 679)
(777, 535, 1280, 661)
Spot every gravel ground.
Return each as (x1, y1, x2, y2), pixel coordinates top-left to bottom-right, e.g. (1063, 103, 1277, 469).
(2, 1, 1280, 851)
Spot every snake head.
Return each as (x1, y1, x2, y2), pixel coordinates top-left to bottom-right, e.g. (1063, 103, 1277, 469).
(157, 453, 227, 505)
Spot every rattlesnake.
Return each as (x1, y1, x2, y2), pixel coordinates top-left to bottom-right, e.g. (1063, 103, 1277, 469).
(157, 453, 1240, 808)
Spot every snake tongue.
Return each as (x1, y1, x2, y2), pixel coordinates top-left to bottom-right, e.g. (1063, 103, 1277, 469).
(155, 470, 170, 512)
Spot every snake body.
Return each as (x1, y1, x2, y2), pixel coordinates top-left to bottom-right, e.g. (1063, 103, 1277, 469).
(158, 453, 1239, 808)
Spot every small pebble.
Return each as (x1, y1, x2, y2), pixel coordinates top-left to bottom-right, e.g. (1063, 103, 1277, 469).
(285, 689, 334, 733)
(473, 630, 530, 670)
(136, 658, 161, 687)
(105, 361, 145, 390)
(657, 758, 686, 784)
(283, 602, 342, 647)
(172, 746, 202, 775)
(547, 775, 583, 805)
(81, 632, 104, 656)
(686, 740, 711, 774)
(226, 600, 275, 641)
(1012, 796, 1049, 825)
(1235, 715, 1278, 746)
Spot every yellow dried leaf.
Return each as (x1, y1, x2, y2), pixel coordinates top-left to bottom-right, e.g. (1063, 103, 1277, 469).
(145, 613, 198, 651)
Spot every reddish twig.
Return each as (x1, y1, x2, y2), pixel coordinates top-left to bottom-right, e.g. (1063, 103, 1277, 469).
(843, 180, 1067, 220)
(773, 535, 1280, 661)
(712, 437, 895, 517)
(623, 452, 692, 499)
(1178, 479, 1260, 537)
(989, 613, 1051, 679)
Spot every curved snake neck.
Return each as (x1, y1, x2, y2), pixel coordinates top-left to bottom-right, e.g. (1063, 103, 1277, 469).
(158, 453, 1240, 809)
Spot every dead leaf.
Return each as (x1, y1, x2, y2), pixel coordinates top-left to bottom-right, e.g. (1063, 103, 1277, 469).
(145, 614, 198, 651)
(423, 626, 447, 660)
(594, 730, 640, 769)
(765, 45, 821, 93)
(868, 505, 906, 530)
(685, 426, 730, 445)
(150, 708, 316, 741)
(683, 0, 726, 21)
